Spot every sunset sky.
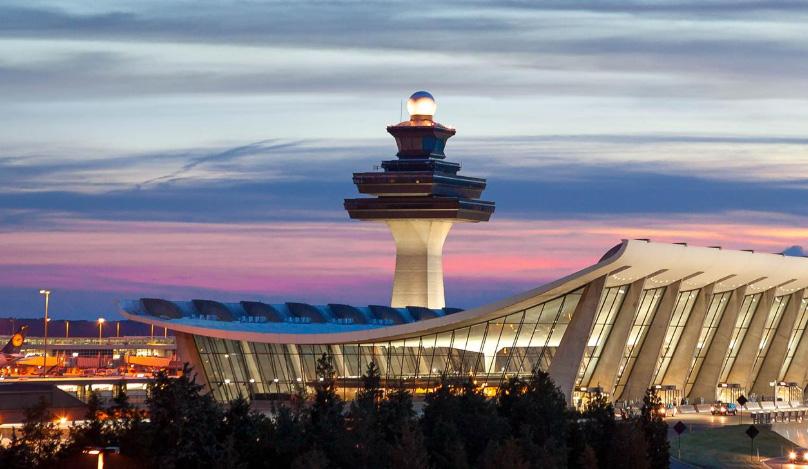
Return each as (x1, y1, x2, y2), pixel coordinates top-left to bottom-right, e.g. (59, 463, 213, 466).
(2, 1, 808, 319)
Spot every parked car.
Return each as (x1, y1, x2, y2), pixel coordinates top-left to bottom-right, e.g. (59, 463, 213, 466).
(788, 447, 808, 464)
(709, 402, 737, 416)
(656, 403, 677, 417)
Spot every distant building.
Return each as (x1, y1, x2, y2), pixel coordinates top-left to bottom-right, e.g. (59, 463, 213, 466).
(0, 318, 176, 405)
(0, 318, 175, 367)
(0, 383, 86, 434)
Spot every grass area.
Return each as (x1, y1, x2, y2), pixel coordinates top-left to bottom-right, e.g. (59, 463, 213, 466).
(675, 424, 795, 468)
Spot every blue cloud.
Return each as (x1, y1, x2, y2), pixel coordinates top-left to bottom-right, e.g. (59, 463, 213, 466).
(3, 137, 808, 225)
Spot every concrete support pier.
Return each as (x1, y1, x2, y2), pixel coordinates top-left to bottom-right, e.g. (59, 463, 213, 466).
(387, 220, 453, 309)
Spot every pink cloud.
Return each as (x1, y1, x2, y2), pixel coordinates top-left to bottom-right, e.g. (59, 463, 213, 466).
(2, 213, 807, 307)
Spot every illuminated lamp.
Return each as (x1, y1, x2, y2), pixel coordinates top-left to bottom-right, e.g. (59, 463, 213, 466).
(406, 91, 437, 119)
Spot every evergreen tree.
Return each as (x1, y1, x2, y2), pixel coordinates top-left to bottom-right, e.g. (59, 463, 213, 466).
(388, 421, 431, 469)
(422, 376, 506, 468)
(291, 447, 330, 469)
(107, 384, 145, 457)
(269, 403, 308, 467)
(496, 376, 527, 419)
(579, 392, 616, 467)
(378, 384, 417, 442)
(61, 390, 109, 459)
(497, 368, 567, 468)
(140, 364, 225, 468)
(0, 397, 64, 468)
(307, 353, 347, 466)
(611, 420, 650, 469)
(355, 361, 382, 405)
(575, 445, 598, 469)
(566, 411, 590, 469)
(348, 361, 384, 468)
(421, 378, 469, 469)
(220, 396, 273, 469)
(640, 389, 669, 469)
(479, 438, 529, 469)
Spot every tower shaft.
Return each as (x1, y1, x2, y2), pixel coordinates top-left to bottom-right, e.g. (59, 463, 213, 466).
(387, 220, 453, 309)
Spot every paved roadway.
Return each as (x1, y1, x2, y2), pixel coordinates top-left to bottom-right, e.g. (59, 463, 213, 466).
(665, 412, 808, 468)
(763, 457, 808, 468)
(763, 424, 808, 468)
(665, 412, 755, 438)
(771, 423, 808, 448)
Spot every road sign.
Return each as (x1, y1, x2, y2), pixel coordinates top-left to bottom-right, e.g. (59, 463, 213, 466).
(737, 395, 748, 425)
(746, 425, 759, 463)
(674, 421, 686, 435)
(673, 420, 687, 459)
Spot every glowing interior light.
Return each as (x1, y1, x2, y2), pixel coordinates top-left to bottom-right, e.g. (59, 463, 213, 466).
(406, 91, 437, 118)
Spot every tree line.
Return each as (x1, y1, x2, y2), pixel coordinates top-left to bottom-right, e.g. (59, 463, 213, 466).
(0, 356, 669, 468)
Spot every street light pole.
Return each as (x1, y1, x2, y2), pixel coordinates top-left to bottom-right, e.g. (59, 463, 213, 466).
(97, 318, 105, 368)
(39, 290, 50, 376)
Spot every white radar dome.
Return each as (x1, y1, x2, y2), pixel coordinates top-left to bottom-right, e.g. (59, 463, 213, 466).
(406, 91, 437, 118)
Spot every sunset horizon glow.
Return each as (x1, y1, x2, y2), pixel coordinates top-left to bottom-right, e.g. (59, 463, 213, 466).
(2, 1, 808, 319)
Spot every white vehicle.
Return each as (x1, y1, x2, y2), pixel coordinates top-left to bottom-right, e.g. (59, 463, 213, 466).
(0, 326, 28, 367)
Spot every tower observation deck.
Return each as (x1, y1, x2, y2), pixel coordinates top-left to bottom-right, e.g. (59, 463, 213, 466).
(344, 91, 495, 308)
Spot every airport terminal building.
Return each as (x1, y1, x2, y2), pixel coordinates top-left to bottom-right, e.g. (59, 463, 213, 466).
(121, 93, 808, 407)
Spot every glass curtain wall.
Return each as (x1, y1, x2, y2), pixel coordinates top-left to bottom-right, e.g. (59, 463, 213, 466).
(195, 288, 584, 402)
(748, 295, 790, 387)
(718, 293, 762, 383)
(576, 286, 627, 388)
(612, 287, 665, 397)
(685, 291, 733, 394)
(651, 290, 700, 385)
(779, 298, 808, 379)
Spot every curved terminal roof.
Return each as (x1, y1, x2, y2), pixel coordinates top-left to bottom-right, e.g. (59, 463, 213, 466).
(121, 239, 808, 345)
(120, 298, 460, 337)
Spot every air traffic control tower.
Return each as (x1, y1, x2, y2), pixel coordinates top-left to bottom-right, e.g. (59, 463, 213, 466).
(345, 91, 495, 309)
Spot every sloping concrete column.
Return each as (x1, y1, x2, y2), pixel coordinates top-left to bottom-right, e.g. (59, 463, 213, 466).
(618, 281, 681, 402)
(586, 278, 646, 395)
(386, 220, 453, 309)
(373, 345, 389, 376)
(548, 275, 607, 405)
(330, 345, 348, 378)
(751, 289, 805, 396)
(175, 331, 211, 392)
(782, 297, 808, 386)
(240, 340, 263, 391)
(687, 286, 747, 402)
(662, 283, 715, 391)
(286, 344, 304, 384)
(725, 288, 776, 390)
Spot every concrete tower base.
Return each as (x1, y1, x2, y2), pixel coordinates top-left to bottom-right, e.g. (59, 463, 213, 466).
(386, 220, 453, 309)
